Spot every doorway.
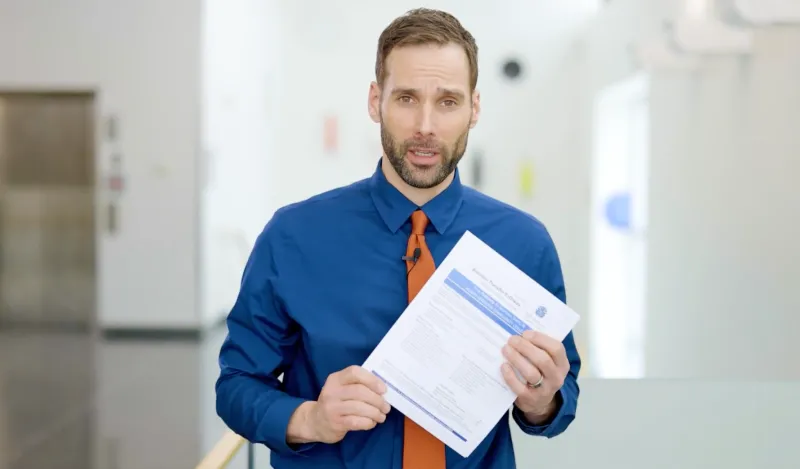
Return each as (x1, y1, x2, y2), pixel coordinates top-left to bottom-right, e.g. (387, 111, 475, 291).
(0, 91, 97, 331)
(589, 73, 649, 379)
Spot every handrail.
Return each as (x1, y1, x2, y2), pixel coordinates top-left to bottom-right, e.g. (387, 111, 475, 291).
(195, 430, 248, 469)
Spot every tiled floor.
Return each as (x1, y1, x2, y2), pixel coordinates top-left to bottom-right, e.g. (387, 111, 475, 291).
(0, 326, 233, 469)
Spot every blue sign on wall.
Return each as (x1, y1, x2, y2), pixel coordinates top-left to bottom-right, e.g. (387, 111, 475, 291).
(605, 192, 631, 230)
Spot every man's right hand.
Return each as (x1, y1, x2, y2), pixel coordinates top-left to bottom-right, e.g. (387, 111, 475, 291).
(287, 365, 391, 445)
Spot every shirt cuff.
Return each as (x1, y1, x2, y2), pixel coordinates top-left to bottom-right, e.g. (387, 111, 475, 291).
(512, 390, 566, 437)
(257, 394, 317, 455)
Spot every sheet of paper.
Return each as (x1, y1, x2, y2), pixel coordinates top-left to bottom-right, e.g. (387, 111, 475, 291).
(362, 230, 580, 457)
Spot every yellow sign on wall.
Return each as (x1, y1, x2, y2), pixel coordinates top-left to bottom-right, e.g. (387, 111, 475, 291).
(518, 161, 535, 198)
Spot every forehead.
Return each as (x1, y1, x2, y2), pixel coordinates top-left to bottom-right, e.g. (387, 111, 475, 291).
(383, 42, 471, 93)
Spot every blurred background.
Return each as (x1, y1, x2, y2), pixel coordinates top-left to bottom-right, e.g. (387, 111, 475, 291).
(0, 0, 798, 467)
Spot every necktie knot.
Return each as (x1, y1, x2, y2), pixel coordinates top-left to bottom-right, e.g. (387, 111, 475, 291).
(410, 210, 429, 235)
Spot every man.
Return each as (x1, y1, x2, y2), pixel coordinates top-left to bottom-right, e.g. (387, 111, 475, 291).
(216, 8, 581, 469)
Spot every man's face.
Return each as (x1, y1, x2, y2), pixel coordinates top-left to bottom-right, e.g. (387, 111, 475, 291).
(369, 43, 480, 189)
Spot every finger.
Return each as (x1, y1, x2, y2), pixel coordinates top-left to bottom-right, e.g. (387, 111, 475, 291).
(523, 330, 569, 369)
(343, 415, 378, 432)
(337, 366, 387, 394)
(508, 335, 558, 381)
(338, 400, 387, 425)
(339, 384, 391, 414)
(502, 342, 543, 385)
(500, 362, 529, 396)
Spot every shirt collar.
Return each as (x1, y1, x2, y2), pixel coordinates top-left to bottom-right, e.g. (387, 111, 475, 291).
(369, 158, 464, 234)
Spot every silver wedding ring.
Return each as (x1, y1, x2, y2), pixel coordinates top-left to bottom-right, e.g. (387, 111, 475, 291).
(528, 375, 544, 389)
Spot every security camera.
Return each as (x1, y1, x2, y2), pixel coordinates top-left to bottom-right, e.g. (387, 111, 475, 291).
(501, 58, 523, 81)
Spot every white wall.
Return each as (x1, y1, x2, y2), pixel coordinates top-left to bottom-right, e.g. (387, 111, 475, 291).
(644, 26, 800, 378)
(199, 0, 284, 326)
(0, 0, 284, 330)
(0, 0, 202, 329)
(271, 0, 599, 202)
(550, 0, 800, 378)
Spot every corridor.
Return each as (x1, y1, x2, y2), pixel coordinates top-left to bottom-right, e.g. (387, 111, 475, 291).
(1, 0, 800, 468)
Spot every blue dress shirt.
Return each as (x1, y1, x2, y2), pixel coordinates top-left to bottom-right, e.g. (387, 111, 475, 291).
(216, 160, 581, 468)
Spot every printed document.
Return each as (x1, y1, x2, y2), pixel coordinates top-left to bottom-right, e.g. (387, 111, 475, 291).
(362, 231, 580, 457)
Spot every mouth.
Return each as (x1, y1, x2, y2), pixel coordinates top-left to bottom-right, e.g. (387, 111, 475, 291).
(406, 148, 440, 166)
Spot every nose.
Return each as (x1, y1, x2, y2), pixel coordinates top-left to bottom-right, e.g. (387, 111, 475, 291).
(416, 102, 435, 136)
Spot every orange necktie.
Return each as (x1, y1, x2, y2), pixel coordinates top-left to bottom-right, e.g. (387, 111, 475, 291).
(402, 209, 446, 469)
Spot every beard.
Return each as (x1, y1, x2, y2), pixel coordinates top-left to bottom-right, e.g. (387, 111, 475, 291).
(380, 118, 470, 189)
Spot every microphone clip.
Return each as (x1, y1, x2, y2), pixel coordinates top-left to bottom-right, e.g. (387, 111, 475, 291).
(402, 247, 422, 263)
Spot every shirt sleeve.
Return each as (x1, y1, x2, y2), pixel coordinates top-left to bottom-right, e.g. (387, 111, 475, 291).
(513, 228, 582, 438)
(215, 213, 316, 455)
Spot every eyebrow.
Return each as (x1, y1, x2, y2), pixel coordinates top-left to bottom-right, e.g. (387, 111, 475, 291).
(391, 87, 466, 100)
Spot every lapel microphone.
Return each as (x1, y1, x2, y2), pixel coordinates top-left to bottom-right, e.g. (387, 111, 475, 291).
(402, 247, 421, 264)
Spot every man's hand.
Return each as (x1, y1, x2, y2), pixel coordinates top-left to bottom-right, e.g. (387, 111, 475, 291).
(500, 330, 569, 424)
(287, 365, 391, 445)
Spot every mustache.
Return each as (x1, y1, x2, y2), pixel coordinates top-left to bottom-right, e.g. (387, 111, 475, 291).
(403, 140, 442, 151)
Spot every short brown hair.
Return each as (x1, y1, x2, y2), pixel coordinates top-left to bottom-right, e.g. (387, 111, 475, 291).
(375, 8, 479, 91)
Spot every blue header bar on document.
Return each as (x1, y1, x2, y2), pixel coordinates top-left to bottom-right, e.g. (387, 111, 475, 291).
(444, 268, 531, 336)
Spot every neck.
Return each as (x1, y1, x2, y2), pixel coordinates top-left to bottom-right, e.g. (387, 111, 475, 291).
(381, 155, 454, 207)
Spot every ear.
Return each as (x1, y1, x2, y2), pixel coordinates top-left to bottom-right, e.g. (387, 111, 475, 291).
(368, 81, 381, 123)
(469, 89, 481, 129)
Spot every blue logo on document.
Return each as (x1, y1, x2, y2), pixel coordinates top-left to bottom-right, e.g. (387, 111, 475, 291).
(535, 306, 547, 318)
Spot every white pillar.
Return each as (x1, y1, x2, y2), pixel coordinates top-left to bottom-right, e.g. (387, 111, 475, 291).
(644, 27, 800, 379)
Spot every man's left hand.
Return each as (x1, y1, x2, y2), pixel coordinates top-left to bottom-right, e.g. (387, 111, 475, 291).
(500, 330, 569, 422)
